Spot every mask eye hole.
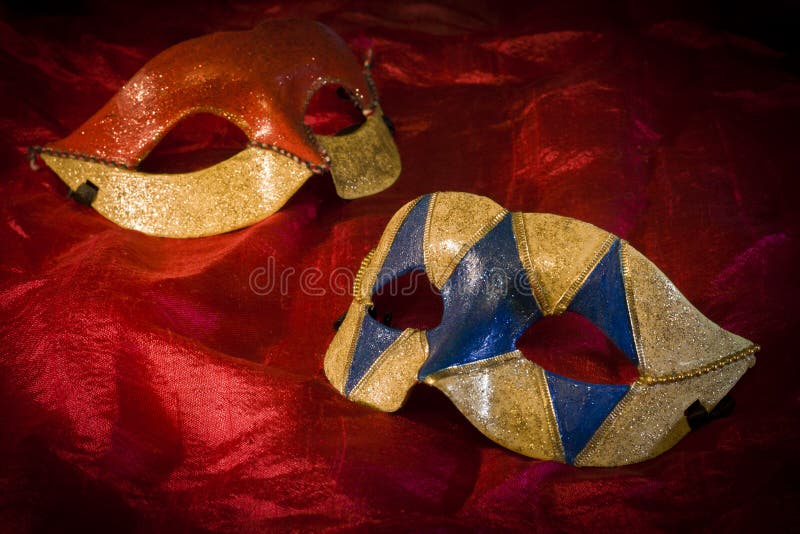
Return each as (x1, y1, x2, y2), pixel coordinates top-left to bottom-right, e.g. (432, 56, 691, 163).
(370, 269, 443, 331)
(138, 113, 249, 173)
(516, 312, 640, 384)
(304, 84, 366, 136)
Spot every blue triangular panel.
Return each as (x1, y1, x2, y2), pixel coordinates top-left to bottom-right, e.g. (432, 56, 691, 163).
(545, 372, 629, 464)
(419, 215, 542, 378)
(567, 239, 638, 364)
(346, 195, 431, 395)
(372, 194, 431, 294)
(345, 315, 403, 395)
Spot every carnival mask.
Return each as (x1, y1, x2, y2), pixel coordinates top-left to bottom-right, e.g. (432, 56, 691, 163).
(29, 19, 400, 237)
(324, 192, 758, 466)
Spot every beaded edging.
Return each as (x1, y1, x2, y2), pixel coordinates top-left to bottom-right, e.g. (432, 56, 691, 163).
(620, 240, 647, 369)
(362, 48, 380, 111)
(28, 145, 135, 171)
(353, 248, 377, 305)
(511, 212, 548, 313)
(637, 344, 759, 385)
(29, 142, 331, 175)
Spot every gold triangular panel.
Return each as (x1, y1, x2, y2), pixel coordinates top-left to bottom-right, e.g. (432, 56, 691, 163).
(429, 352, 565, 462)
(512, 212, 612, 315)
(423, 192, 507, 288)
(621, 242, 755, 376)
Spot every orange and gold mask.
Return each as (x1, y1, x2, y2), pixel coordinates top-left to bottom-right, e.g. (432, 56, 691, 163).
(31, 19, 401, 238)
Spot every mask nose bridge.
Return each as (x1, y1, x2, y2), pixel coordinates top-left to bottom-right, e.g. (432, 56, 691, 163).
(418, 214, 542, 378)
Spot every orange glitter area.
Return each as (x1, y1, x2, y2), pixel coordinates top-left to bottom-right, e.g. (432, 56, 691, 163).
(47, 19, 373, 167)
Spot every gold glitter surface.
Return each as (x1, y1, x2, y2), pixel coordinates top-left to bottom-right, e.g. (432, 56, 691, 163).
(512, 212, 613, 315)
(324, 301, 368, 395)
(317, 109, 401, 200)
(428, 351, 565, 461)
(42, 148, 312, 238)
(575, 355, 755, 466)
(423, 192, 507, 288)
(354, 197, 421, 302)
(348, 329, 429, 411)
(621, 241, 755, 376)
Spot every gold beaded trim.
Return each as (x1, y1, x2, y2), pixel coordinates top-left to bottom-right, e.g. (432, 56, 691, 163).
(352, 248, 377, 305)
(354, 197, 423, 304)
(637, 344, 760, 385)
(29, 140, 331, 175)
(28, 145, 135, 170)
(247, 140, 331, 174)
(511, 212, 548, 313)
(362, 48, 380, 110)
(620, 240, 646, 368)
(421, 192, 439, 281)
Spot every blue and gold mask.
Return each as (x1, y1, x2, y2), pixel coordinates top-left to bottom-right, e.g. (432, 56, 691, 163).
(324, 192, 758, 466)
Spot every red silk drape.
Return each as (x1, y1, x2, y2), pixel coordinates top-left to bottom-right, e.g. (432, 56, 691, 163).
(1, 1, 797, 531)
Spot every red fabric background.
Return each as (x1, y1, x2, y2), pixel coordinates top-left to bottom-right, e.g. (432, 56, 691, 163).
(1, 1, 798, 531)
